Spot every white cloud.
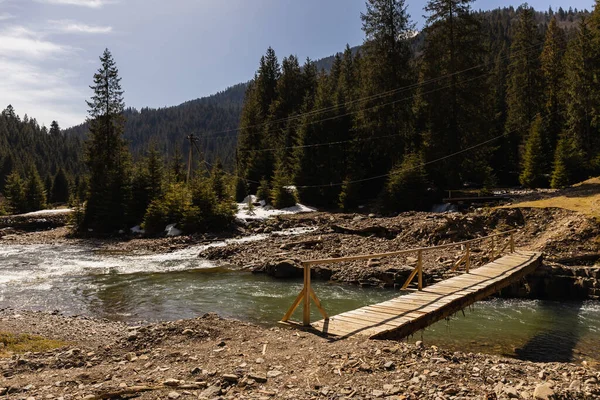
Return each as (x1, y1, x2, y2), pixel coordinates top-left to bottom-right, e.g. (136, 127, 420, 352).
(0, 13, 15, 21)
(0, 58, 86, 127)
(48, 19, 113, 34)
(35, 0, 116, 8)
(0, 24, 86, 127)
(0, 26, 69, 59)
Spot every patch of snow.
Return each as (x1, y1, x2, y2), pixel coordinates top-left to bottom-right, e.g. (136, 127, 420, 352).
(236, 201, 316, 221)
(242, 195, 258, 204)
(165, 224, 183, 237)
(130, 225, 145, 234)
(18, 208, 73, 217)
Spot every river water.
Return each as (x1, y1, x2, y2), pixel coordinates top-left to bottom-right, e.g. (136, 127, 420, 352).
(1, 236, 599, 362)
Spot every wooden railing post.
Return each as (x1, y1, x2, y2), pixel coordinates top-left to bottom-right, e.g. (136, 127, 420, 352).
(303, 262, 311, 326)
(417, 250, 423, 290)
(510, 233, 515, 253)
(491, 236, 496, 260)
(465, 243, 470, 273)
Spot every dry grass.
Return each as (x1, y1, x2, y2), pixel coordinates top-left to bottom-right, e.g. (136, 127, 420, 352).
(505, 177, 600, 220)
(0, 332, 66, 357)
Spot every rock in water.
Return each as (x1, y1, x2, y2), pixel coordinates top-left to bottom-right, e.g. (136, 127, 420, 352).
(264, 259, 303, 279)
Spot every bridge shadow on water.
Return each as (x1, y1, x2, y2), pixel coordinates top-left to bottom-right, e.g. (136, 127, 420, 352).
(514, 301, 584, 363)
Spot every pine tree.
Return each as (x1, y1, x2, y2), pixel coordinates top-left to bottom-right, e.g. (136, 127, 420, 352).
(24, 165, 47, 212)
(551, 134, 577, 188)
(49, 121, 61, 137)
(129, 144, 164, 224)
(82, 49, 132, 233)
(4, 171, 26, 214)
(51, 168, 70, 204)
(384, 153, 430, 211)
(540, 16, 567, 154)
(295, 70, 346, 207)
(352, 0, 414, 200)
(44, 174, 53, 203)
(520, 115, 547, 188)
(562, 17, 597, 180)
(169, 148, 186, 183)
(505, 5, 543, 178)
(236, 48, 281, 192)
(416, 0, 490, 188)
(270, 162, 296, 209)
(209, 159, 228, 201)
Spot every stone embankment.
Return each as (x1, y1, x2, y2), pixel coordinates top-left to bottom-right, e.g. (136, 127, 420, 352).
(1, 310, 599, 399)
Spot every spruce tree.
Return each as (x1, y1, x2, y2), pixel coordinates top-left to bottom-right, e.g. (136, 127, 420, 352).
(49, 121, 61, 137)
(551, 134, 576, 188)
(295, 70, 346, 207)
(4, 171, 26, 214)
(51, 168, 70, 204)
(24, 165, 47, 212)
(209, 159, 228, 201)
(82, 49, 132, 233)
(562, 17, 597, 181)
(352, 0, 414, 200)
(540, 16, 567, 154)
(505, 5, 543, 178)
(520, 115, 547, 188)
(236, 48, 281, 192)
(415, 0, 490, 188)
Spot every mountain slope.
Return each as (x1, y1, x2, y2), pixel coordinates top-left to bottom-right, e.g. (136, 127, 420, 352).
(63, 6, 589, 170)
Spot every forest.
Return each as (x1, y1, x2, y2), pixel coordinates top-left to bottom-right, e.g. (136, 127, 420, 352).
(235, 2, 600, 210)
(1, 1, 599, 233)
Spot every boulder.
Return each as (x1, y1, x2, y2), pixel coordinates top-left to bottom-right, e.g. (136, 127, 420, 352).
(264, 259, 303, 279)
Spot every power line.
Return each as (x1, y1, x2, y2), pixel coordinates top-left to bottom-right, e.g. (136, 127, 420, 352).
(196, 38, 553, 140)
(295, 111, 559, 189)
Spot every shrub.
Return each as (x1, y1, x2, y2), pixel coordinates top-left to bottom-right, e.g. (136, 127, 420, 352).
(383, 153, 431, 212)
(270, 166, 297, 209)
(256, 178, 270, 203)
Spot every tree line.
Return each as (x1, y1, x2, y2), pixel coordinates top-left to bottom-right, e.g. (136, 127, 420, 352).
(235, 1, 600, 211)
(0, 107, 84, 214)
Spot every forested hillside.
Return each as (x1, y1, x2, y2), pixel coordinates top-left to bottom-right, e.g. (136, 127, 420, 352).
(235, 3, 599, 210)
(64, 83, 247, 168)
(4, 3, 598, 219)
(0, 105, 83, 213)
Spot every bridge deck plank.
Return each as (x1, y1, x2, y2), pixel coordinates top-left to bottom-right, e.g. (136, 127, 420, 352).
(310, 251, 542, 339)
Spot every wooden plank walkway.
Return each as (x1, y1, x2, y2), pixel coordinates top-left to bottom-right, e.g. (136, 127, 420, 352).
(311, 251, 542, 340)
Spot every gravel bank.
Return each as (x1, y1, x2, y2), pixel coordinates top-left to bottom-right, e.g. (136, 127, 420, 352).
(1, 310, 598, 399)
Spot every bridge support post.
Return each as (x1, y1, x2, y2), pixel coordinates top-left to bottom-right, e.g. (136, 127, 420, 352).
(280, 262, 328, 327)
(417, 250, 423, 290)
(465, 243, 470, 273)
(303, 263, 311, 326)
(510, 233, 515, 253)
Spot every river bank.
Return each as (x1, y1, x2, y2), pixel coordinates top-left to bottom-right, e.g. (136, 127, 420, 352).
(1, 310, 599, 399)
(3, 204, 600, 300)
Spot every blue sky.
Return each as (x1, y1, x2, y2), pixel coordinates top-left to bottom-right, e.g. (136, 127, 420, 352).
(0, 0, 595, 128)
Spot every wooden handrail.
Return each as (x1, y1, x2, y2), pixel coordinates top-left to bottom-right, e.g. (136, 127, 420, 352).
(302, 229, 518, 266)
(281, 229, 518, 327)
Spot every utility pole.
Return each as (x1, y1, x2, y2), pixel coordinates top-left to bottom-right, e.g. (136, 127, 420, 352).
(186, 133, 199, 184)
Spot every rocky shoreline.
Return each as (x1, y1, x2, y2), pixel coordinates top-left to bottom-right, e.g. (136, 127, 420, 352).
(1, 310, 599, 400)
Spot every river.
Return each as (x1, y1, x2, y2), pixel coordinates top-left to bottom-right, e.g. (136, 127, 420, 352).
(1, 236, 599, 363)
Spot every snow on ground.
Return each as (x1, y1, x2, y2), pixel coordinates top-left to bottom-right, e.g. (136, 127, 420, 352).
(237, 196, 316, 221)
(18, 208, 73, 217)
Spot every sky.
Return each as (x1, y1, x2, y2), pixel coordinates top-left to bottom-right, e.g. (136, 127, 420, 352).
(0, 0, 595, 129)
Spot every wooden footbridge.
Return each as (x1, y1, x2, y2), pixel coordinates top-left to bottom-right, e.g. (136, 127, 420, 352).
(280, 230, 542, 340)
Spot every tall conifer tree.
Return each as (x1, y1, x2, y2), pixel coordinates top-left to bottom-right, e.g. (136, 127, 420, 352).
(540, 16, 567, 154)
(347, 0, 414, 201)
(415, 0, 490, 188)
(82, 49, 131, 233)
(505, 5, 543, 179)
